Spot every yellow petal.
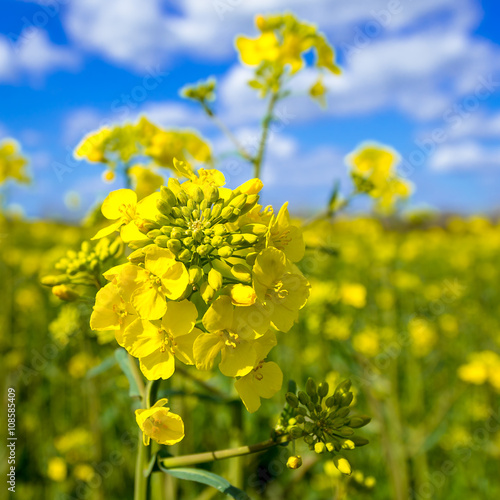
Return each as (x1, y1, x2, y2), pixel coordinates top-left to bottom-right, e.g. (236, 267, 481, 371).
(131, 283, 167, 320)
(101, 189, 137, 219)
(219, 341, 257, 378)
(139, 349, 176, 380)
(234, 376, 261, 413)
(162, 300, 198, 337)
(202, 296, 234, 332)
(173, 327, 203, 365)
(193, 333, 224, 371)
(122, 318, 162, 358)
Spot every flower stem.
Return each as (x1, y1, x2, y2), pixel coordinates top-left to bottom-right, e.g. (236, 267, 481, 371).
(253, 91, 280, 180)
(134, 429, 149, 500)
(159, 435, 292, 469)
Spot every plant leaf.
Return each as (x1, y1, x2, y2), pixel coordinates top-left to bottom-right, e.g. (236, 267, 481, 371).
(86, 354, 117, 379)
(114, 348, 141, 398)
(159, 466, 250, 499)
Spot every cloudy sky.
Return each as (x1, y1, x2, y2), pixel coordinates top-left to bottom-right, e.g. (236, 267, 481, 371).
(1, 0, 500, 219)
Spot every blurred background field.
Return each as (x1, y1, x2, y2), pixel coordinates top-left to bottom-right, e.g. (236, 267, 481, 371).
(2, 212, 500, 499)
(2, 1, 500, 499)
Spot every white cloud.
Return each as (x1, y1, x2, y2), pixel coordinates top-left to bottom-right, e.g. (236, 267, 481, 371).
(444, 112, 500, 140)
(61, 0, 477, 67)
(0, 29, 78, 82)
(429, 142, 500, 172)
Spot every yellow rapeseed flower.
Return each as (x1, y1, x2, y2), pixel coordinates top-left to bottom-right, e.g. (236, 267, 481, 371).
(135, 398, 184, 446)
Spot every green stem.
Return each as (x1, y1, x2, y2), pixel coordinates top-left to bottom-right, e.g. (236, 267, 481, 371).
(159, 435, 292, 469)
(135, 429, 149, 500)
(253, 91, 280, 179)
(134, 378, 154, 500)
(201, 102, 253, 162)
(128, 354, 146, 400)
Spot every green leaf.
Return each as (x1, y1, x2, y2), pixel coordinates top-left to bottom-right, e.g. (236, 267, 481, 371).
(159, 466, 250, 499)
(86, 354, 117, 379)
(114, 348, 141, 398)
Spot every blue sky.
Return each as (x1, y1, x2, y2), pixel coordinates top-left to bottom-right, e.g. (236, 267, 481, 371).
(1, 0, 500, 220)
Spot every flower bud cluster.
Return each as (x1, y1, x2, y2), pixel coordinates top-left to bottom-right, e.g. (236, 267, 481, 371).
(281, 378, 370, 475)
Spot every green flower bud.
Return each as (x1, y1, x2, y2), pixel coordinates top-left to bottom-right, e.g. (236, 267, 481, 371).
(161, 186, 177, 206)
(183, 237, 194, 247)
(229, 193, 247, 209)
(350, 436, 369, 447)
(240, 223, 268, 236)
(338, 427, 354, 437)
(192, 186, 204, 203)
(187, 199, 197, 211)
(167, 239, 182, 254)
(212, 224, 227, 236)
(230, 264, 252, 283)
(156, 214, 172, 226)
(306, 378, 317, 398)
(211, 201, 224, 219)
(296, 415, 305, 424)
(181, 206, 192, 218)
(242, 233, 258, 245)
(298, 391, 310, 406)
(205, 185, 219, 203)
(178, 249, 192, 262)
(285, 392, 299, 408)
(217, 246, 233, 258)
(330, 417, 346, 428)
(41, 275, 68, 286)
(171, 228, 184, 240)
(208, 268, 223, 291)
(156, 198, 172, 216)
(226, 234, 244, 245)
(340, 392, 354, 408)
(303, 435, 314, 445)
(348, 416, 371, 428)
(154, 236, 170, 248)
(331, 407, 350, 419)
(304, 422, 315, 434)
(211, 235, 223, 247)
(200, 282, 215, 303)
(197, 244, 214, 257)
(288, 426, 303, 439)
(147, 229, 162, 239)
(142, 221, 160, 232)
(171, 207, 182, 219)
(318, 382, 329, 398)
(189, 266, 203, 284)
(220, 206, 234, 220)
(176, 189, 188, 205)
(295, 407, 308, 416)
(335, 379, 352, 395)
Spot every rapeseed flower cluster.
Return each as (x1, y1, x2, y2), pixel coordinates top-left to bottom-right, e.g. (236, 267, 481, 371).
(0, 139, 29, 185)
(346, 143, 412, 213)
(88, 165, 310, 442)
(235, 13, 341, 100)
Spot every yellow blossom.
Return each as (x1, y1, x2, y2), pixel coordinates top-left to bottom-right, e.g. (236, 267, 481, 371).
(194, 296, 273, 377)
(123, 300, 201, 380)
(135, 398, 184, 446)
(252, 247, 310, 332)
(117, 247, 189, 320)
(235, 360, 283, 413)
(267, 202, 305, 262)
